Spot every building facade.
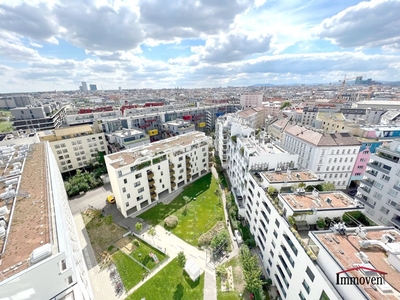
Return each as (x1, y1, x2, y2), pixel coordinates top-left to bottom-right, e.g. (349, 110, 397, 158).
(105, 131, 212, 218)
(240, 94, 263, 109)
(38, 124, 108, 173)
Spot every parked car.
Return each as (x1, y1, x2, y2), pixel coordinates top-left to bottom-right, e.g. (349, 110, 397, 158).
(107, 195, 116, 204)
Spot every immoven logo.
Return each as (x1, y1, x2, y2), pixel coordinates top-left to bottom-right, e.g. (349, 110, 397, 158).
(336, 266, 387, 286)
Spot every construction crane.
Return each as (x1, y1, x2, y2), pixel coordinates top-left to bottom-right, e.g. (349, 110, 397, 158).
(338, 75, 358, 101)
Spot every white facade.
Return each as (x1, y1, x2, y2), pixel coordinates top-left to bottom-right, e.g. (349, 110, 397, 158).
(358, 140, 400, 228)
(107, 128, 149, 149)
(105, 131, 211, 218)
(283, 126, 361, 189)
(240, 94, 263, 109)
(38, 125, 108, 173)
(0, 142, 93, 300)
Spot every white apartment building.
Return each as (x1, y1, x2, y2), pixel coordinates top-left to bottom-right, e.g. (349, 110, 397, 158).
(38, 124, 108, 173)
(236, 107, 265, 129)
(161, 119, 195, 138)
(380, 110, 400, 125)
(283, 125, 361, 189)
(0, 142, 92, 299)
(105, 131, 211, 218)
(215, 114, 255, 168)
(241, 168, 397, 300)
(357, 140, 400, 229)
(240, 94, 263, 109)
(106, 128, 149, 150)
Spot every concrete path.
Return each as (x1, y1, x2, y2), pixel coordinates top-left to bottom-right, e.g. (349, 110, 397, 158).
(204, 269, 217, 300)
(74, 213, 125, 300)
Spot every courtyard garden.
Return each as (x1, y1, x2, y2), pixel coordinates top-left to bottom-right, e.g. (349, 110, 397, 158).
(127, 257, 204, 300)
(216, 255, 246, 300)
(138, 173, 225, 246)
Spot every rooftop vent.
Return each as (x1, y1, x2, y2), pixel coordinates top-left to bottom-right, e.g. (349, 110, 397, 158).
(30, 243, 52, 265)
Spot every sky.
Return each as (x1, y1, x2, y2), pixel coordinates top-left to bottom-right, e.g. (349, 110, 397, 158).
(0, 0, 399, 93)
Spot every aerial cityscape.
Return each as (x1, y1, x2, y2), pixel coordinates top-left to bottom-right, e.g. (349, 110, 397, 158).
(1, 0, 400, 300)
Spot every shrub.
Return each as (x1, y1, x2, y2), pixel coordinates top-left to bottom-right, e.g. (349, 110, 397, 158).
(316, 217, 325, 228)
(105, 215, 113, 226)
(198, 221, 225, 247)
(133, 239, 140, 247)
(211, 230, 229, 250)
(244, 238, 256, 247)
(164, 215, 179, 228)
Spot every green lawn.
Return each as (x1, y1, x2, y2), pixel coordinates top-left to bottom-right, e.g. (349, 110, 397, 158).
(130, 239, 167, 270)
(0, 120, 13, 133)
(112, 251, 145, 291)
(139, 173, 225, 246)
(127, 258, 204, 300)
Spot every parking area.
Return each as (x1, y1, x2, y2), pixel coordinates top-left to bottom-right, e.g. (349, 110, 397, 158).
(69, 183, 113, 215)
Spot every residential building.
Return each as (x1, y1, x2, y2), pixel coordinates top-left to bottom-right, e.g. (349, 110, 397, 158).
(105, 131, 211, 218)
(0, 142, 93, 299)
(357, 140, 400, 228)
(380, 110, 400, 125)
(354, 101, 400, 110)
(339, 108, 386, 125)
(89, 84, 97, 91)
(0, 95, 35, 109)
(106, 128, 149, 151)
(161, 119, 195, 138)
(283, 125, 361, 189)
(236, 107, 266, 129)
(81, 82, 88, 92)
(268, 117, 292, 141)
(11, 104, 66, 131)
(240, 94, 263, 109)
(37, 124, 108, 173)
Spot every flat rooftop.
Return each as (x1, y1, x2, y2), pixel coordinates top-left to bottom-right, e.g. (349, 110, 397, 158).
(281, 191, 359, 210)
(0, 143, 50, 279)
(107, 131, 208, 169)
(113, 128, 145, 138)
(262, 170, 320, 183)
(314, 228, 400, 300)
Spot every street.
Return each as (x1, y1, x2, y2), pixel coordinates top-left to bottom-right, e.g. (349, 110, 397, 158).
(69, 183, 113, 215)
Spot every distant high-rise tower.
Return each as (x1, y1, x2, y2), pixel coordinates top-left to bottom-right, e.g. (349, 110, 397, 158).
(355, 76, 363, 85)
(81, 82, 88, 92)
(89, 84, 97, 91)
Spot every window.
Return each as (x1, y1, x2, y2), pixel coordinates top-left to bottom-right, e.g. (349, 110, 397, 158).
(306, 267, 315, 282)
(388, 189, 398, 197)
(373, 191, 382, 200)
(326, 166, 329, 171)
(273, 230, 278, 238)
(122, 187, 126, 193)
(374, 181, 383, 190)
(138, 187, 144, 193)
(275, 219, 280, 228)
(134, 181, 140, 187)
(127, 194, 131, 199)
(381, 174, 390, 182)
(299, 292, 306, 300)
(179, 157, 183, 161)
(124, 178, 127, 184)
(137, 195, 143, 201)
(135, 173, 142, 179)
(302, 280, 310, 294)
(380, 206, 389, 215)
(60, 259, 67, 271)
(126, 202, 129, 207)
(118, 171, 122, 177)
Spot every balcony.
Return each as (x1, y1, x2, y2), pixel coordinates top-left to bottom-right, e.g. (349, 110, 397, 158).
(149, 185, 156, 192)
(390, 215, 400, 227)
(148, 178, 155, 185)
(186, 156, 190, 162)
(170, 169, 175, 175)
(147, 170, 154, 179)
(377, 151, 400, 163)
(151, 192, 157, 199)
(359, 185, 371, 194)
(355, 193, 374, 208)
(365, 169, 378, 177)
(367, 161, 391, 175)
(171, 182, 176, 188)
(186, 174, 191, 180)
(169, 163, 174, 169)
(170, 176, 176, 181)
(186, 164, 192, 170)
(362, 177, 374, 187)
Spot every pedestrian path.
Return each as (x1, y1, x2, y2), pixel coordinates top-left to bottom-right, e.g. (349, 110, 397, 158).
(204, 269, 217, 300)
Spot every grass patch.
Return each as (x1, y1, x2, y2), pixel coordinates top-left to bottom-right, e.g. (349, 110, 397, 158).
(217, 256, 246, 300)
(82, 209, 127, 261)
(139, 173, 225, 246)
(112, 251, 144, 291)
(0, 120, 13, 133)
(218, 170, 229, 189)
(130, 239, 167, 270)
(127, 258, 204, 300)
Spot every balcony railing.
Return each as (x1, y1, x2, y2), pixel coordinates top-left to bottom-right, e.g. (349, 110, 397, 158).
(170, 170, 175, 175)
(170, 176, 176, 181)
(362, 177, 374, 187)
(365, 169, 378, 177)
(390, 216, 400, 227)
(377, 151, 400, 163)
(355, 194, 374, 208)
(149, 186, 156, 192)
(148, 179, 155, 185)
(171, 182, 176, 188)
(147, 171, 154, 179)
(367, 161, 391, 174)
(151, 192, 157, 199)
(169, 163, 174, 169)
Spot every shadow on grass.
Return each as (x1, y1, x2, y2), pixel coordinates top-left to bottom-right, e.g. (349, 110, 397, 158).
(183, 272, 201, 289)
(173, 282, 184, 300)
(141, 255, 152, 266)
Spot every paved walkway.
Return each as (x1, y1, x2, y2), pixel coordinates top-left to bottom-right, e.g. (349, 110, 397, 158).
(74, 213, 125, 300)
(204, 269, 217, 300)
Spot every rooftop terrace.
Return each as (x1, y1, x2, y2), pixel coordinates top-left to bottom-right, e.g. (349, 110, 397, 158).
(0, 143, 50, 279)
(107, 131, 208, 169)
(281, 191, 360, 211)
(262, 170, 320, 183)
(314, 228, 400, 300)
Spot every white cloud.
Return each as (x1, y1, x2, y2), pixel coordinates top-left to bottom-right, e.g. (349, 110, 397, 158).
(315, 0, 400, 49)
(191, 31, 272, 63)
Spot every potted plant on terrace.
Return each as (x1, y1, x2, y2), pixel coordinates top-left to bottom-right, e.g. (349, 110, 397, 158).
(316, 217, 325, 230)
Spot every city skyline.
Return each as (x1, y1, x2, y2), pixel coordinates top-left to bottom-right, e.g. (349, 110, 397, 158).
(0, 0, 399, 93)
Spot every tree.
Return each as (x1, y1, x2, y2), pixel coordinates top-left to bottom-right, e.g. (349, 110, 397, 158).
(240, 245, 264, 294)
(135, 222, 143, 232)
(216, 264, 227, 277)
(147, 226, 156, 244)
(267, 186, 277, 197)
(64, 169, 101, 197)
(321, 182, 336, 191)
(177, 251, 186, 282)
(280, 101, 291, 110)
(210, 230, 229, 250)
